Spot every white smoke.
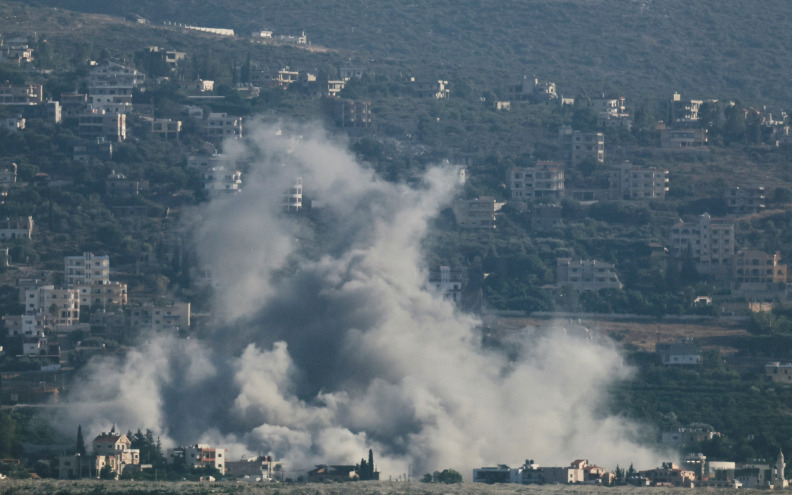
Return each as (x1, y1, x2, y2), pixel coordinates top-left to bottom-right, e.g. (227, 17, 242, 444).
(63, 120, 665, 478)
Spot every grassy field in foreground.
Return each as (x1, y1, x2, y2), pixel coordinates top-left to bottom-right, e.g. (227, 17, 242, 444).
(0, 479, 773, 495)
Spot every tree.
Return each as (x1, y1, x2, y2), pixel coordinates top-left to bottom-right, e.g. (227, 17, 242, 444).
(436, 469, 463, 484)
(0, 411, 17, 458)
(356, 449, 376, 480)
(99, 464, 114, 480)
(76, 425, 86, 456)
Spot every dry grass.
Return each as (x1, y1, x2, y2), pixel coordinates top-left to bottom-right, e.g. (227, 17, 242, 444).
(0, 479, 768, 494)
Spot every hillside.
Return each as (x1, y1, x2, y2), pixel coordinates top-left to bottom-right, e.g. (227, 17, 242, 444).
(17, 0, 792, 104)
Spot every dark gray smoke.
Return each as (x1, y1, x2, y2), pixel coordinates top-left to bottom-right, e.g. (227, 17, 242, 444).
(63, 121, 665, 477)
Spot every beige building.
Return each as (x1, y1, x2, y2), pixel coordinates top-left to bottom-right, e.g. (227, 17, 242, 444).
(639, 462, 696, 487)
(732, 250, 787, 288)
(76, 281, 128, 309)
(23, 285, 80, 326)
(60, 431, 141, 479)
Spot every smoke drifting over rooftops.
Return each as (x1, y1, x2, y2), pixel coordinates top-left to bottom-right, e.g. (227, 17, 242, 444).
(63, 121, 664, 476)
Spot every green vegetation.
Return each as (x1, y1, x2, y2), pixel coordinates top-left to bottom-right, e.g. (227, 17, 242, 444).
(421, 469, 463, 484)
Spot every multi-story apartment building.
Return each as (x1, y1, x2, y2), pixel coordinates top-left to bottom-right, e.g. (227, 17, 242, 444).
(86, 62, 144, 113)
(507, 76, 558, 102)
(660, 128, 708, 150)
(201, 113, 242, 140)
(0, 216, 33, 240)
(670, 92, 703, 125)
(411, 79, 450, 99)
(282, 177, 303, 211)
(129, 301, 190, 332)
(725, 186, 765, 215)
(428, 266, 463, 303)
(531, 203, 563, 232)
(2, 38, 34, 63)
(558, 125, 604, 165)
(670, 213, 734, 277)
(0, 83, 43, 105)
(766, 362, 792, 384)
(151, 119, 182, 139)
(453, 197, 504, 229)
(556, 258, 622, 291)
(732, 249, 787, 294)
(23, 285, 80, 326)
(609, 160, 669, 200)
(76, 281, 128, 309)
(77, 108, 126, 142)
(65, 252, 111, 287)
(507, 161, 564, 200)
(167, 444, 227, 473)
(321, 97, 372, 128)
(2, 313, 46, 337)
(273, 67, 299, 87)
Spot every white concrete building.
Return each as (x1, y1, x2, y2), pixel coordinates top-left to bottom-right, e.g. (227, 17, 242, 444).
(65, 253, 111, 287)
(2, 313, 46, 337)
(656, 339, 702, 366)
(168, 444, 227, 473)
(670, 213, 734, 277)
(282, 177, 303, 211)
(86, 62, 144, 114)
(428, 266, 463, 302)
(0, 216, 33, 240)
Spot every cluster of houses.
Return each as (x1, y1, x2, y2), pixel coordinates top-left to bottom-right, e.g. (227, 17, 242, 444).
(57, 430, 279, 481)
(0, 251, 192, 406)
(473, 453, 788, 489)
(448, 91, 788, 302)
(54, 427, 377, 483)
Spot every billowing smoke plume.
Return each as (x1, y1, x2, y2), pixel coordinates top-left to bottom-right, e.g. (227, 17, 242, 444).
(63, 121, 665, 477)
